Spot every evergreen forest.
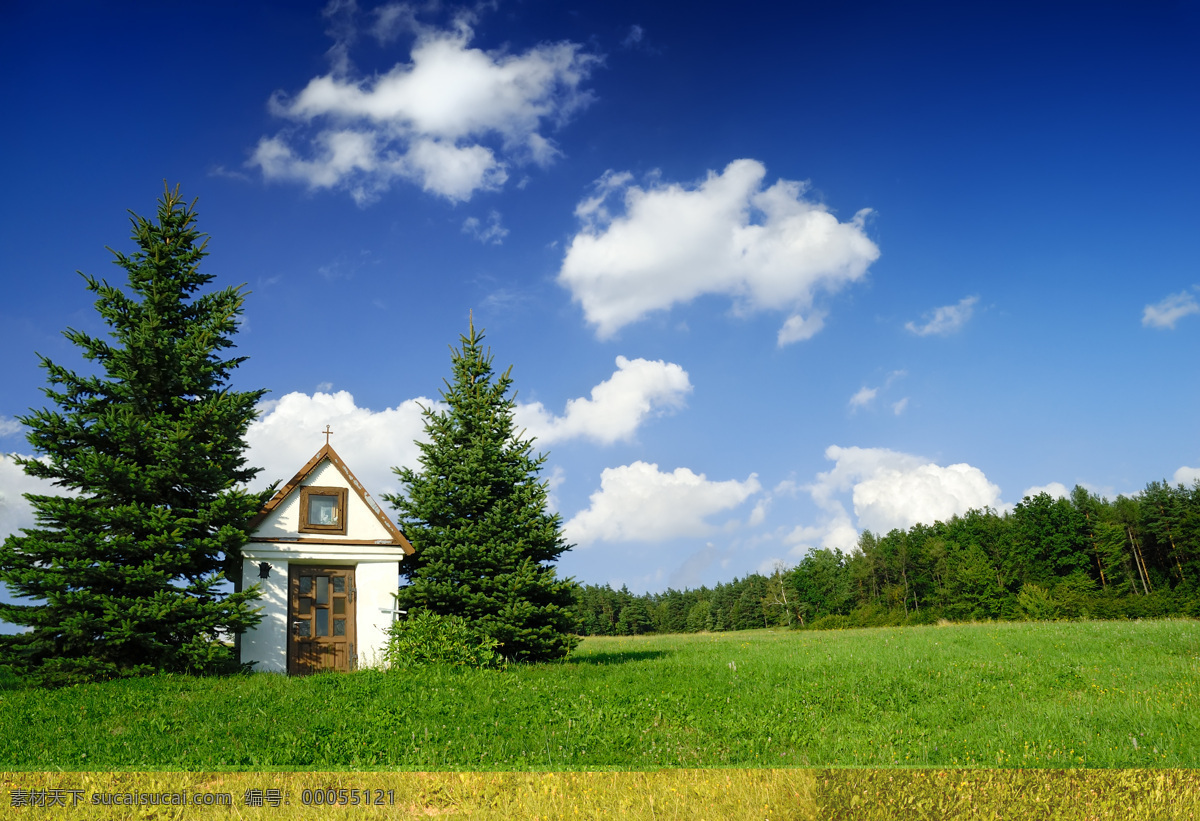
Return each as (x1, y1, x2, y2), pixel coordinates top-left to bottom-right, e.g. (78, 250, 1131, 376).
(571, 481, 1200, 635)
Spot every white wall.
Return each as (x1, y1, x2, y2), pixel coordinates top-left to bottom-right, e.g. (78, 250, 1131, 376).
(239, 550, 401, 673)
(354, 561, 401, 667)
(240, 557, 290, 673)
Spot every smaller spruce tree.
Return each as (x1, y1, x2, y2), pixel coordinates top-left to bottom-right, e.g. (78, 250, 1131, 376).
(0, 185, 268, 686)
(386, 319, 579, 662)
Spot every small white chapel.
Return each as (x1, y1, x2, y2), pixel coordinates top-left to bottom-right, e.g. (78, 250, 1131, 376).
(235, 433, 413, 674)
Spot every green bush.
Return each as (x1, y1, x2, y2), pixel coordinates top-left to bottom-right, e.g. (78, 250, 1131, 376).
(383, 609, 503, 670)
(1053, 572, 1098, 619)
(1017, 583, 1058, 620)
(0, 665, 24, 691)
(807, 614, 851, 631)
(905, 607, 941, 626)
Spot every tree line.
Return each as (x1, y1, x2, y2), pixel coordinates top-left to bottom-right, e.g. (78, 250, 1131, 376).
(572, 481, 1200, 635)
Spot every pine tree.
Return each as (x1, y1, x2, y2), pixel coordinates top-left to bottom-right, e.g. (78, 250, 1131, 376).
(385, 319, 579, 662)
(0, 185, 268, 686)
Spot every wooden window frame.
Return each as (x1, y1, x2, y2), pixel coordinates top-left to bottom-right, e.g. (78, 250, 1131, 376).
(299, 486, 348, 535)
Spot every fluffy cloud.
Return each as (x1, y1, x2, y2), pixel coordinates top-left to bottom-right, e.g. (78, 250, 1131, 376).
(1021, 482, 1070, 501)
(0, 454, 55, 542)
(514, 356, 691, 446)
(787, 446, 1003, 550)
(905, 295, 979, 336)
(0, 455, 81, 546)
(1174, 466, 1200, 486)
(0, 416, 22, 438)
(776, 311, 826, 345)
(1142, 290, 1199, 330)
(850, 460, 1001, 534)
(250, 7, 598, 203)
(564, 461, 761, 544)
(557, 159, 880, 343)
(247, 390, 437, 497)
(784, 514, 861, 556)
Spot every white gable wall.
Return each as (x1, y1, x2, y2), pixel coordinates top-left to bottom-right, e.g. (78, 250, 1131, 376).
(252, 459, 394, 543)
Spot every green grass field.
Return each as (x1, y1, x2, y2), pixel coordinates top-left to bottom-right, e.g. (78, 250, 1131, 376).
(1, 619, 1197, 770)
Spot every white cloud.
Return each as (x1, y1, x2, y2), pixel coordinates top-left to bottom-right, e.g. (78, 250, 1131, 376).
(800, 445, 1003, 539)
(514, 356, 691, 446)
(0, 454, 57, 542)
(850, 370, 906, 413)
(891, 397, 909, 415)
(250, 8, 598, 203)
(852, 462, 1001, 534)
(247, 390, 438, 498)
(564, 461, 761, 544)
(402, 138, 507, 201)
(0, 416, 23, 438)
(784, 513, 860, 556)
(905, 295, 979, 336)
(1021, 482, 1070, 501)
(777, 311, 826, 346)
(558, 159, 880, 342)
(1142, 290, 1199, 330)
(747, 497, 769, 527)
(462, 210, 509, 244)
(848, 386, 877, 410)
(1174, 466, 1200, 486)
(543, 464, 566, 511)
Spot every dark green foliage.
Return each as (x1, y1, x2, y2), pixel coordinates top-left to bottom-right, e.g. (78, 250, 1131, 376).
(385, 320, 578, 662)
(615, 597, 654, 636)
(383, 609, 502, 669)
(0, 665, 24, 691)
(791, 548, 852, 622)
(0, 185, 267, 686)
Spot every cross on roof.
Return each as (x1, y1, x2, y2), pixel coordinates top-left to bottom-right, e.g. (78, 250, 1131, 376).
(322, 425, 333, 446)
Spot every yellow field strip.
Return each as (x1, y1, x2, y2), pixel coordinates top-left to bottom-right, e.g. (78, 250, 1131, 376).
(2, 768, 1197, 820)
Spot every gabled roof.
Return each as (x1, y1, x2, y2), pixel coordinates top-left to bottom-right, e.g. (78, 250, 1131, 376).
(248, 443, 414, 555)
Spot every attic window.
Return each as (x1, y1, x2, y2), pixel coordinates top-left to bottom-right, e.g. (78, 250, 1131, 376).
(299, 486, 348, 535)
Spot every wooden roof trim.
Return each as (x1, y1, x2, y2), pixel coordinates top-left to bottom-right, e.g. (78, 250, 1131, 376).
(247, 443, 414, 555)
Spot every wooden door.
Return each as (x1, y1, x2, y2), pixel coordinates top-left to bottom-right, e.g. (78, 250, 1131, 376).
(288, 565, 357, 675)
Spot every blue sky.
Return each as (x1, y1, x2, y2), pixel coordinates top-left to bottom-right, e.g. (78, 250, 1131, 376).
(1, 0, 1198, 594)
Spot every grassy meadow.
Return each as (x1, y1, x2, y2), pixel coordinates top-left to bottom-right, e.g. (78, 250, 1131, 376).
(1, 618, 1197, 771)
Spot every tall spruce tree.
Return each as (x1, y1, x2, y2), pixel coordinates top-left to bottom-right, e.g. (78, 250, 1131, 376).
(385, 319, 579, 662)
(0, 185, 268, 686)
